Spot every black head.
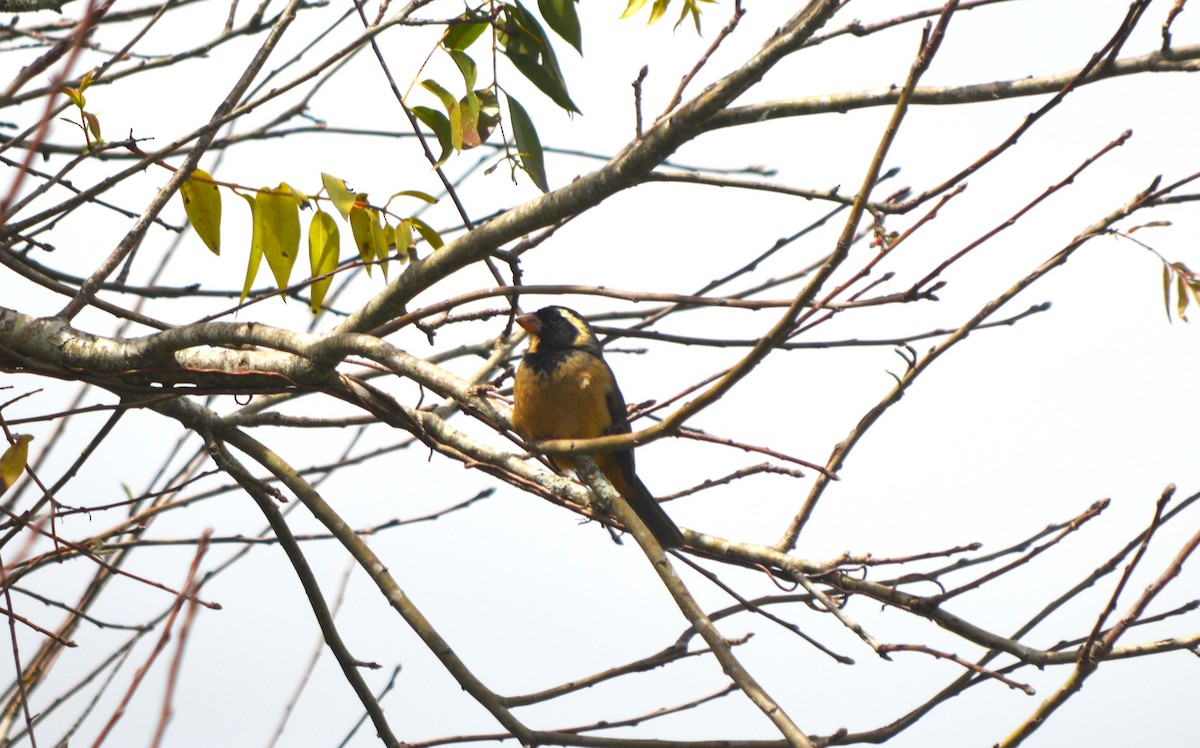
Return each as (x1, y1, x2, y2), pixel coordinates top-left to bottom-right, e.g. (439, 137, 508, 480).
(516, 306, 601, 354)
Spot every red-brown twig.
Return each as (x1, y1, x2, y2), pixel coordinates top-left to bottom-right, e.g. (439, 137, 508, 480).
(931, 499, 1109, 603)
(0, 551, 37, 748)
(908, 129, 1132, 295)
(659, 0, 747, 117)
(149, 530, 211, 748)
(92, 529, 212, 748)
(893, 0, 1154, 213)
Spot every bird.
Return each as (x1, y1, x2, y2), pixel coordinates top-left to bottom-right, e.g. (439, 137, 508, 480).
(511, 306, 686, 549)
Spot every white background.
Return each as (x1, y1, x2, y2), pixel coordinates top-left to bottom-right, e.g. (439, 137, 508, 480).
(2, 1, 1199, 746)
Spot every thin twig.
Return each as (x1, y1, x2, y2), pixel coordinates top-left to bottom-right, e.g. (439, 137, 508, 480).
(878, 643, 1035, 694)
(91, 529, 211, 748)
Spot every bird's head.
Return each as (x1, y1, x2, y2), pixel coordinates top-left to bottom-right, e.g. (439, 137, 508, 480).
(516, 306, 601, 354)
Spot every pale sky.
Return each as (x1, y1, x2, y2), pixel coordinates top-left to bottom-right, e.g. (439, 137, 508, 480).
(2, 1, 1199, 746)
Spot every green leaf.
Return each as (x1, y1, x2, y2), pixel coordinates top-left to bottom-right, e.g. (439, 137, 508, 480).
(413, 106, 454, 166)
(444, 17, 489, 51)
(0, 435, 33, 496)
(256, 184, 301, 293)
(448, 50, 480, 144)
(500, 3, 580, 113)
(505, 93, 549, 192)
(181, 169, 222, 255)
(506, 45, 579, 114)
(308, 210, 340, 314)
(321, 173, 357, 220)
(240, 194, 264, 302)
(409, 216, 444, 250)
(421, 79, 463, 153)
(538, 0, 582, 53)
(447, 49, 478, 91)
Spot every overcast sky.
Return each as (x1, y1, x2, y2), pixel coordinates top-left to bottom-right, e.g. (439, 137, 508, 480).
(2, 1, 1199, 746)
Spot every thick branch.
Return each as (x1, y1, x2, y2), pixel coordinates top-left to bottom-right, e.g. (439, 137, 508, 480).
(708, 44, 1200, 130)
(334, 0, 842, 335)
(576, 458, 813, 748)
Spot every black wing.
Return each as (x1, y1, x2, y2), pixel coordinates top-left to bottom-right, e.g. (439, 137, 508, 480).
(599, 360, 642, 489)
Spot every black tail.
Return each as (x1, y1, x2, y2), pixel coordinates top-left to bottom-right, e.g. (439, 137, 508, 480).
(628, 479, 685, 549)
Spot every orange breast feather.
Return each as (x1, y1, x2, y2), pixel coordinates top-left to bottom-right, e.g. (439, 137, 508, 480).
(514, 352, 617, 473)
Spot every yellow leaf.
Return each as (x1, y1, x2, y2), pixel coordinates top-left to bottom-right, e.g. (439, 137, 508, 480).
(256, 184, 301, 292)
(321, 173, 357, 220)
(285, 182, 311, 210)
(1176, 272, 1189, 322)
(240, 194, 264, 302)
(82, 111, 104, 145)
(1163, 263, 1172, 323)
(308, 210, 340, 314)
(409, 216, 443, 250)
(464, 88, 499, 148)
(397, 219, 413, 264)
(421, 79, 463, 153)
(62, 86, 85, 108)
(620, 0, 649, 19)
(0, 435, 33, 496)
(648, 0, 669, 24)
(181, 169, 222, 255)
(377, 219, 394, 280)
(349, 204, 374, 276)
(388, 190, 439, 205)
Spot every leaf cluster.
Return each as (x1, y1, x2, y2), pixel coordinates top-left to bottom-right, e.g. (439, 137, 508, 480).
(59, 70, 104, 149)
(415, 0, 598, 192)
(1161, 259, 1200, 323)
(180, 172, 441, 314)
(176, 0, 711, 308)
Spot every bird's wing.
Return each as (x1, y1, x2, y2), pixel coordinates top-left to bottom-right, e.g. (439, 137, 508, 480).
(599, 362, 642, 493)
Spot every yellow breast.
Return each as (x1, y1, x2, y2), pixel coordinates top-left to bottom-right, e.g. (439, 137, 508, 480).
(513, 351, 616, 443)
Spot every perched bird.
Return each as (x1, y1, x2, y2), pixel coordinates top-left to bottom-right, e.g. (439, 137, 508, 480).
(512, 306, 685, 549)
